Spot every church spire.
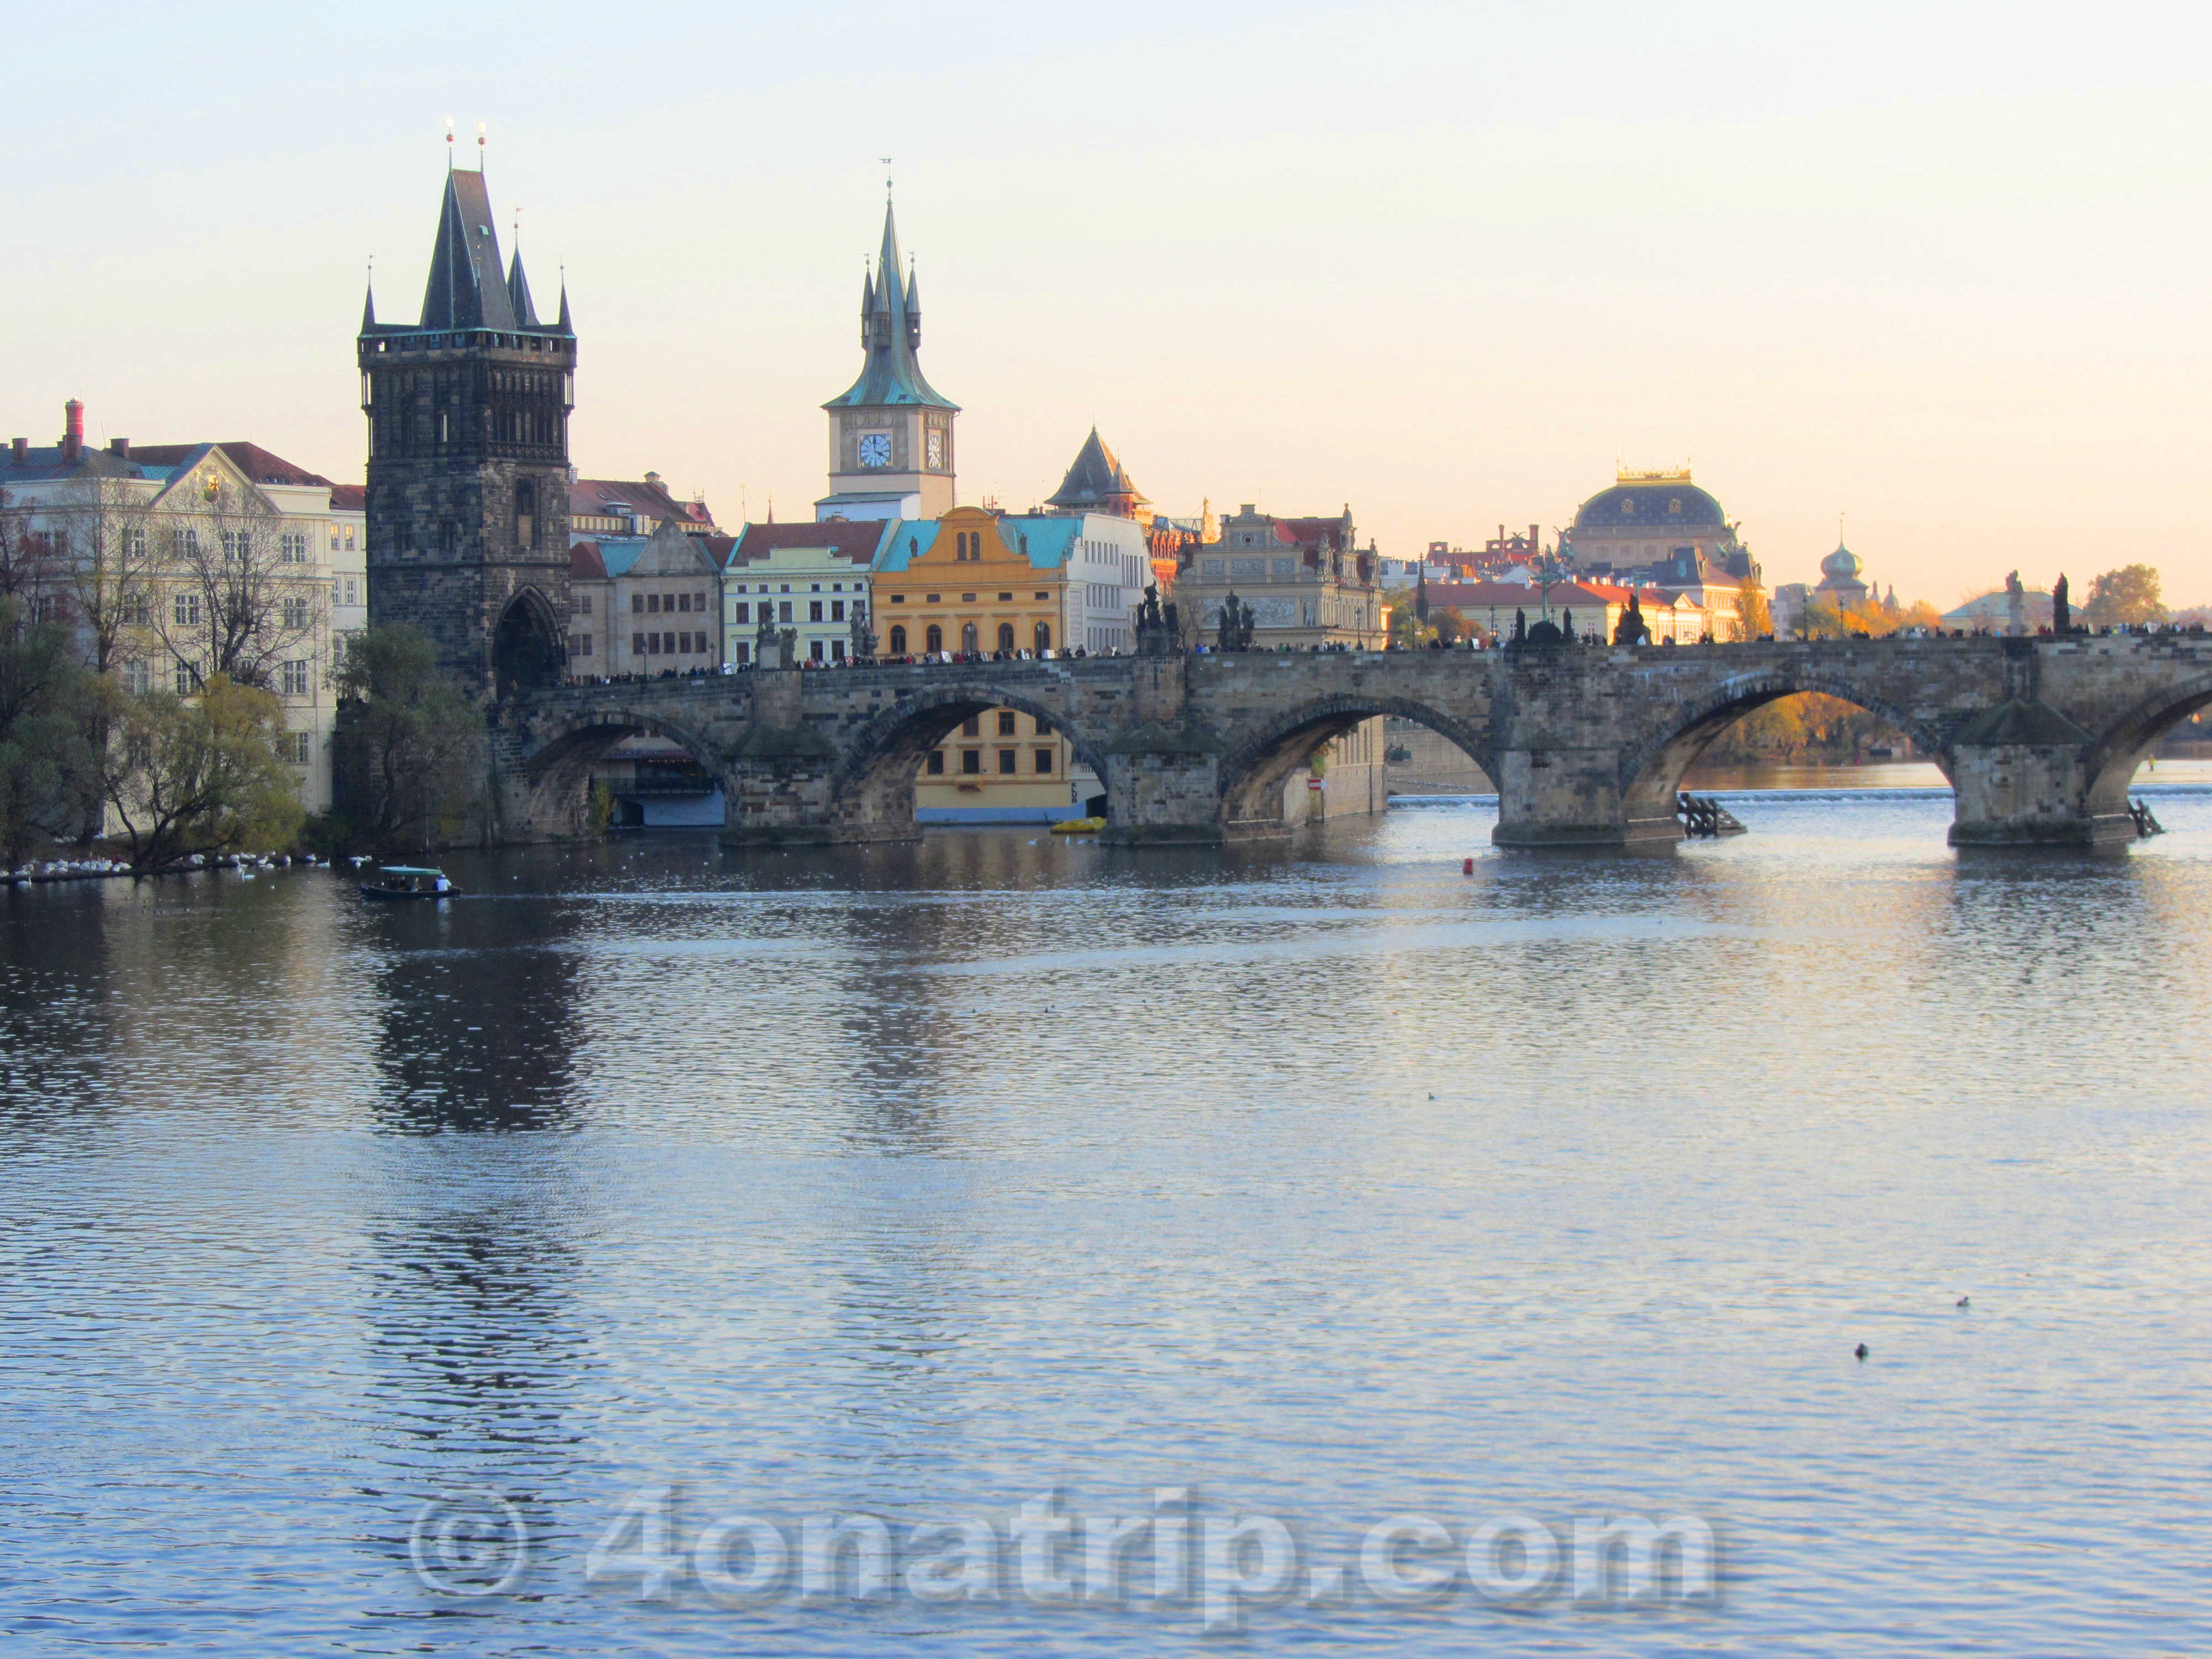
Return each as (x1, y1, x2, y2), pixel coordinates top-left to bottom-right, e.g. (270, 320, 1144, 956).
(361, 277, 377, 331)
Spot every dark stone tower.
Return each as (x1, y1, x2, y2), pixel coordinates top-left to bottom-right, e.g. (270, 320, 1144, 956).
(359, 166, 575, 697)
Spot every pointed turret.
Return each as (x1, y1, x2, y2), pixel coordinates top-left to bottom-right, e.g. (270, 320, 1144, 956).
(507, 248, 539, 328)
(361, 280, 377, 331)
(555, 279, 572, 336)
(824, 197, 956, 411)
(419, 168, 519, 330)
(1045, 427, 1149, 517)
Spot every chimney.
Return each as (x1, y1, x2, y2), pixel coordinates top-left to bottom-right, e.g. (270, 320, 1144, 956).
(9, 438, 24, 466)
(109, 437, 131, 460)
(61, 399, 84, 463)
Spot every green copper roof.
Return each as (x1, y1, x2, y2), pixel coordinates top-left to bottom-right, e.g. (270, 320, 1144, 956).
(823, 200, 959, 412)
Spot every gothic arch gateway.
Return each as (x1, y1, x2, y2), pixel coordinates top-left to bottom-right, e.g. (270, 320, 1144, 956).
(487, 637, 2212, 851)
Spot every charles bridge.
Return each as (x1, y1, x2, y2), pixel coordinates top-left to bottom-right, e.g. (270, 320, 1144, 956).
(492, 634, 2212, 849)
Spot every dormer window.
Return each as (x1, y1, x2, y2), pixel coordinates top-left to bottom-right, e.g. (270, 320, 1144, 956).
(1668, 499, 1682, 514)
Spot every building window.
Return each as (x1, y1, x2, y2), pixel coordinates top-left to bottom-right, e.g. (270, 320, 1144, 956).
(632, 593, 644, 613)
(831, 640, 845, 662)
(1035, 749, 1054, 774)
(925, 624, 942, 654)
(778, 602, 793, 623)
(998, 749, 1017, 775)
(121, 659, 150, 695)
(282, 596, 310, 630)
(961, 622, 978, 654)
(961, 749, 981, 775)
(647, 593, 660, 614)
(633, 632, 647, 655)
(830, 600, 845, 622)
(677, 632, 691, 654)
(695, 591, 706, 611)
(174, 592, 201, 627)
(174, 662, 195, 694)
(733, 603, 749, 624)
(662, 592, 675, 612)
(809, 639, 824, 662)
(926, 750, 945, 774)
(808, 601, 823, 622)
(1035, 715, 1052, 735)
(996, 711, 1016, 735)
(285, 732, 313, 765)
(1034, 622, 1051, 654)
(889, 624, 907, 654)
(281, 659, 310, 695)
(677, 592, 691, 614)
(996, 623, 1015, 652)
(962, 716, 981, 737)
(733, 642, 749, 664)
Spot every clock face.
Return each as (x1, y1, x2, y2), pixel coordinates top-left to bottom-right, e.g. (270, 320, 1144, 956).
(858, 432, 892, 468)
(926, 428, 946, 470)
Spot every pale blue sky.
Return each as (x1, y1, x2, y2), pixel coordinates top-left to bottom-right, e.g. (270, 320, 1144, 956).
(4, 2, 2207, 602)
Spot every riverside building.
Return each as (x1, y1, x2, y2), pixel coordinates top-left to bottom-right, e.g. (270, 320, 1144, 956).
(1, 404, 366, 817)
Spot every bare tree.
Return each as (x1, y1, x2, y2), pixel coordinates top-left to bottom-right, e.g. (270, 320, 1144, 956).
(51, 476, 160, 678)
(149, 474, 325, 690)
(0, 488, 60, 622)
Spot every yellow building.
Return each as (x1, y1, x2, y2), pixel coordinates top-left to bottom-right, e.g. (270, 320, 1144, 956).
(874, 506, 1093, 821)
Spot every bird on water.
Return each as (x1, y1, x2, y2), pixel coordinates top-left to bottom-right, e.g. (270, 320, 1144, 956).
(1854, 1343, 1870, 1361)
(1957, 1296, 1970, 1308)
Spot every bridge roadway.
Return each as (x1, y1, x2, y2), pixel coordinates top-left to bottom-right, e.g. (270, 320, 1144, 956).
(493, 633, 2212, 849)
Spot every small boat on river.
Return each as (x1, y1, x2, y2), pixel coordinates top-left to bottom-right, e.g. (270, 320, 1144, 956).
(358, 866, 456, 901)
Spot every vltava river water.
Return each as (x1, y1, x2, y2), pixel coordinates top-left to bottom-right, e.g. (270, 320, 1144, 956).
(5, 789, 2210, 1655)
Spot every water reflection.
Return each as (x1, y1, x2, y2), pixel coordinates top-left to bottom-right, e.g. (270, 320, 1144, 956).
(363, 884, 588, 1133)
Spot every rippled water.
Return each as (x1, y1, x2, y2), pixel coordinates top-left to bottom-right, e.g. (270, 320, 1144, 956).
(5, 792, 2210, 1654)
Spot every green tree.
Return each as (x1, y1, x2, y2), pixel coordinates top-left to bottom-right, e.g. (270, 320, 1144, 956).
(332, 625, 486, 852)
(101, 674, 303, 874)
(0, 598, 96, 867)
(2083, 564, 2164, 628)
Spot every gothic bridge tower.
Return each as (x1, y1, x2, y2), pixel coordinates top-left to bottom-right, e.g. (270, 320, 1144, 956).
(359, 164, 575, 697)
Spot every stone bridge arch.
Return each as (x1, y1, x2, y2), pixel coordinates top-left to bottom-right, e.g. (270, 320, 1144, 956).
(1215, 693, 1495, 830)
(826, 680, 1109, 835)
(2081, 665, 2212, 818)
(508, 702, 732, 838)
(1612, 664, 1956, 826)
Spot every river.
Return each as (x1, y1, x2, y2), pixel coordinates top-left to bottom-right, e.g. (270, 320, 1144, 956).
(4, 787, 2209, 1654)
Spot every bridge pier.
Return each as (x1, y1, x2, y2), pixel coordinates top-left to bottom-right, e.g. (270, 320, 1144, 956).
(1098, 726, 1228, 846)
(1946, 701, 2130, 847)
(1490, 745, 1683, 849)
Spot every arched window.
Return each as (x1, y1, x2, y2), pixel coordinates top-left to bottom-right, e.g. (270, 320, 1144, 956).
(997, 623, 1015, 653)
(961, 622, 979, 654)
(1034, 621, 1051, 654)
(925, 623, 943, 655)
(889, 624, 907, 655)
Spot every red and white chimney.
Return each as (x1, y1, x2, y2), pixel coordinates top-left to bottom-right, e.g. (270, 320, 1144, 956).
(61, 399, 84, 463)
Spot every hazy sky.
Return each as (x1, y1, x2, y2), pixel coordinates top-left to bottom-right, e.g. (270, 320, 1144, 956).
(5, 2, 2208, 603)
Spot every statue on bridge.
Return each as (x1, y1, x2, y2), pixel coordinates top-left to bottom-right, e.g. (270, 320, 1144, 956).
(2053, 573, 2072, 636)
(2006, 570, 2026, 637)
(849, 606, 877, 663)
(1216, 590, 1255, 652)
(754, 606, 782, 669)
(1135, 583, 1177, 656)
(1613, 592, 1651, 646)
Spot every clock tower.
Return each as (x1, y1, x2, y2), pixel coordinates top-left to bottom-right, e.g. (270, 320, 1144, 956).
(815, 197, 958, 522)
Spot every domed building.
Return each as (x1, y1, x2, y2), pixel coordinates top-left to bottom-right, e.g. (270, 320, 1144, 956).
(1815, 542, 1870, 607)
(1562, 467, 1764, 639)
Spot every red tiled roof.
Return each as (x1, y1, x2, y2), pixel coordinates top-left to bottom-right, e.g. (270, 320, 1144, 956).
(129, 441, 334, 487)
(328, 484, 366, 512)
(725, 520, 885, 567)
(570, 477, 713, 527)
(570, 541, 608, 580)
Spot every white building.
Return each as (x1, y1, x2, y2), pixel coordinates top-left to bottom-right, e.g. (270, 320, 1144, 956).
(1, 403, 365, 815)
(720, 520, 891, 666)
